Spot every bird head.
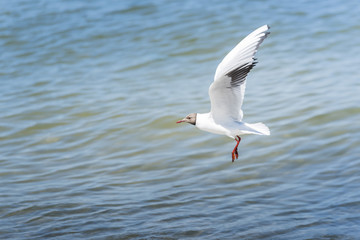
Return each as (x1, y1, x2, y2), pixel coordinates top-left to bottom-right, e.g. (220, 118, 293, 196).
(176, 113, 197, 125)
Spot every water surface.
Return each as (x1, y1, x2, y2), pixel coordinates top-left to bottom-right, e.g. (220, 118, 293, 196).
(1, 0, 360, 239)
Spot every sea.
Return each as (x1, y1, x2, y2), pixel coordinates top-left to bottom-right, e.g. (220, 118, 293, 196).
(1, 0, 360, 239)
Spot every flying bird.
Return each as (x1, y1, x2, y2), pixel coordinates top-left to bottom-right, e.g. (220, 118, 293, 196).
(177, 25, 271, 162)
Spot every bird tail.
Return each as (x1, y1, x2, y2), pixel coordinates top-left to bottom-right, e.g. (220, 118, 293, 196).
(244, 122, 270, 136)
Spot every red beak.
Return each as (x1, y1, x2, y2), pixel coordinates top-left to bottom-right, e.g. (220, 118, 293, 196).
(176, 120, 184, 124)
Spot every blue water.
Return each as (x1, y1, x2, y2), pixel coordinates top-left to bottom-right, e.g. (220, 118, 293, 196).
(1, 0, 360, 239)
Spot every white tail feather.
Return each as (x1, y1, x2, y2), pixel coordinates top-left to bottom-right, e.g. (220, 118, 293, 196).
(244, 122, 270, 135)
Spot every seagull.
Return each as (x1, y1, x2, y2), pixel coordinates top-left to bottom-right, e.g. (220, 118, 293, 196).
(177, 25, 271, 162)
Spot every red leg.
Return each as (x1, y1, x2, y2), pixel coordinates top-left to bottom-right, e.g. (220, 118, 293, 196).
(231, 136, 241, 162)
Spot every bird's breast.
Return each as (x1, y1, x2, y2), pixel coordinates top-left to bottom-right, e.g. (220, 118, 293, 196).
(195, 113, 232, 137)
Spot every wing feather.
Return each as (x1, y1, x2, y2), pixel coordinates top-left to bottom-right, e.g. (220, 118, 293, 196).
(209, 25, 270, 122)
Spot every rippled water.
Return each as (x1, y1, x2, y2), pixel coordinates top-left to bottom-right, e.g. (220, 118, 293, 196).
(1, 0, 360, 239)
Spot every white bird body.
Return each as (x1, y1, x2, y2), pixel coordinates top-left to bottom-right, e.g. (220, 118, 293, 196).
(177, 25, 271, 161)
(196, 113, 270, 139)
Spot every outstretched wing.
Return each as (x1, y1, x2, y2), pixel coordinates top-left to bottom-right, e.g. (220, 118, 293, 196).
(209, 25, 270, 122)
